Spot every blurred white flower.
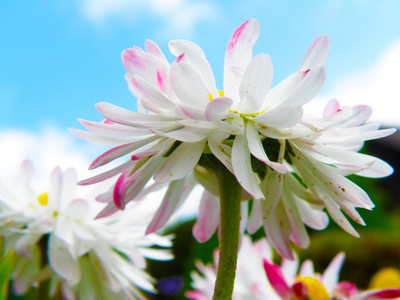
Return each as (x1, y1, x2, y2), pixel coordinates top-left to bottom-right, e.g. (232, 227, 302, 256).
(0, 160, 173, 299)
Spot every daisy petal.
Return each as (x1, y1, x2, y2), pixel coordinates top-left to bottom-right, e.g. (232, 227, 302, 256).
(232, 133, 265, 200)
(146, 176, 196, 234)
(263, 202, 293, 259)
(89, 136, 158, 170)
(193, 191, 220, 243)
(170, 58, 208, 108)
(247, 122, 286, 172)
(154, 140, 206, 182)
(205, 97, 233, 121)
(208, 131, 234, 173)
(299, 34, 330, 71)
(169, 39, 218, 97)
(145, 39, 168, 63)
(263, 259, 291, 299)
(237, 53, 273, 113)
(322, 252, 345, 292)
(224, 19, 260, 100)
(48, 235, 81, 285)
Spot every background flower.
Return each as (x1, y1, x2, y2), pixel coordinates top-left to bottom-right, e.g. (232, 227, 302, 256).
(0, 160, 173, 299)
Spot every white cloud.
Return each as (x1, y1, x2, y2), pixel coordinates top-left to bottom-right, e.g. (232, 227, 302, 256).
(81, 0, 216, 37)
(306, 40, 400, 128)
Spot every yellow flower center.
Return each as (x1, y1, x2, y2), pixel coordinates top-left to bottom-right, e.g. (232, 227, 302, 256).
(369, 267, 400, 289)
(37, 193, 48, 206)
(297, 276, 330, 300)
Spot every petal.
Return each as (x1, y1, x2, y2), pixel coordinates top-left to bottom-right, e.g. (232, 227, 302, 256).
(323, 98, 341, 117)
(247, 122, 287, 172)
(15, 234, 41, 258)
(322, 252, 345, 292)
(247, 199, 262, 234)
(79, 160, 134, 185)
(48, 235, 81, 285)
(279, 66, 326, 107)
(231, 133, 265, 200)
(263, 202, 294, 259)
(208, 131, 234, 173)
(237, 53, 273, 113)
(122, 47, 172, 97)
(357, 289, 400, 299)
(95, 102, 178, 126)
(170, 57, 208, 108)
(299, 35, 330, 71)
(297, 199, 329, 230)
(174, 104, 206, 121)
(89, 136, 158, 170)
(324, 195, 359, 237)
(154, 140, 206, 183)
(299, 260, 315, 278)
(193, 191, 220, 243)
(224, 19, 260, 101)
(281, 189, 310, 249)
(204, 97, 233, 121)
(95, 201, 119, 219)
(255, 104, 303, 128)
(263, 259, 291, 299)
(262, 72, 303, 110)
(261, 169, 284, 219)
(145, 39, 168, 63)
(146, 176, 195, 234)
(127, 74, 176, 110)
(151, 126, 211, 142)
(169, 39, 218, 97)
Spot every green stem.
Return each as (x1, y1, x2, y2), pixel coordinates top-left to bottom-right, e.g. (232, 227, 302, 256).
(213, 166, 242, 299)
(198, 155, 242, 299)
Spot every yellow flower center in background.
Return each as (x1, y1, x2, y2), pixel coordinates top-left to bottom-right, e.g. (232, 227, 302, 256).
(37, 193, 48, 206)
(297, 276, 329, 300)
(369, 267, 400, 289)
(208, 90, 225, 101)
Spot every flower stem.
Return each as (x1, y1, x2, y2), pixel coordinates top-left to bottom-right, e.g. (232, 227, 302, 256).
(212, 165, 242, 299)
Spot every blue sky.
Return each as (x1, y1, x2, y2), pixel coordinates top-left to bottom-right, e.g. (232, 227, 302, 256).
(1, 0, 400, 177)
(1, 0, 400, 132)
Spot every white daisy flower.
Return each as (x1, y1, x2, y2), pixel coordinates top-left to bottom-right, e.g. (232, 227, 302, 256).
(0, 160, 173, 299)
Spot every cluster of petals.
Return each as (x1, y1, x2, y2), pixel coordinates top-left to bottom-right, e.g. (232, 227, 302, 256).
(0, 160, 173, 299)
(186, 235, 281, 300)
(187, 236, 400, 300)
(264, 251, 400, 300)
(73, 19, 328, 233)
(73, 18, 395, 258)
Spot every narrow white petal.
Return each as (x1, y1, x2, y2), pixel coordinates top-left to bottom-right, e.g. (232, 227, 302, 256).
(299, 35, 330, 71)
(169, 39, 219, 97)
(152, 126, 211, 142)
(204, 97, 233, 121)
(237, 54, 273, 113)
(170, 58, 208, 108)
(247, 122, 286, 173)
(224, 19, 260, 102)
(255, 105, 303, 128)
(322, 252, 345, 292)
(208, 131, 234, 173)
(48, 235, 81, 285)
(279, 66, 326, 107)
(231, 133, 265, 200)
(154, 140, 206, 183)
(193, 191, 220, 243)
(247, 199, 262, 234)
(146, 179, 187, 234)
(263, 202, 293, 259)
